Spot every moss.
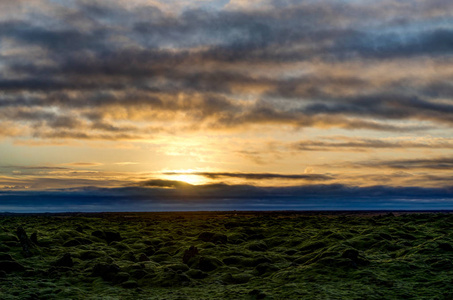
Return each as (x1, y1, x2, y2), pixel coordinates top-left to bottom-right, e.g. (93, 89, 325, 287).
(222, 272, 253, 284)
(0, 212, 452, 299)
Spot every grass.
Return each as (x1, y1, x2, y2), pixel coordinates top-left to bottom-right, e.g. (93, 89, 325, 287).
(0, 211, 452, 299)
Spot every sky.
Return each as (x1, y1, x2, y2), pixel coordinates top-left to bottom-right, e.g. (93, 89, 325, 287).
(1, 0, 453, 211)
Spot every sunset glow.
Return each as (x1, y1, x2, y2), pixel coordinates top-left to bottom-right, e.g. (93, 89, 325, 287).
(0, 0, 453, 211)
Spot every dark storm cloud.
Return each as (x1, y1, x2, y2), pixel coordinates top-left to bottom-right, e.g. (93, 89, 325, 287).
(163, 172, 333, 181)
(1, 0, 453, 139)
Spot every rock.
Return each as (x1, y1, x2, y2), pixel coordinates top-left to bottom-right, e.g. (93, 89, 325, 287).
(227, 234, 246, 244)
(197, 232, 227, 244)
(47, 266, 72, 275)
(130, 269, 147, 279)
(341, 249, 359, 260)
(248, 241, 268, 252)
(63, 238, 93, 247)
(156, 271, 191, 287)
(113, 272, 130, 284)
(189, 256, 223, 272)
(151, 254, 173, 263)
(222, 273, 253, 284)
(92, 263, 121, 281)
(138, 253, 150, 262)
(53, 253, 73, 268)
(438, 243, 453, 251)
(249, 234, 266, 240)
(185, 269, 208, 279)
(224, 222, 242, 229)
(398, 233, 416, 240)
(248, 289, 267, 299)
(341, 249, 369, 267)
(231, 273, 252, 284)
(254, 263, 279, 276)
(121, 252, 137, 262)
(16, 226, 35, 257)
(0, 253, 14, 261)
(250, 257, 272, 267)
(122, 280, 138, 289)
(91, 230, 105, 239)
(79, 251, 104, 260)
(0, 234, 19, 243)
(165, 264, 189, 273)
(143, 246, 155, 256)
(183, 246, 199, 264)
(4, 241, 19, 247)
(176, 273, 191, 283)
(429, 258, 453, 270)
(198, 232, 215, 242)
(223, 256, 244, 266)
(91, 230, 122, 244)
(211, 233, 228, 244)
(105, 231, 122, 244)
(299, 242, 326, 253)
(63, 240, 80, 247)
(30, 232, 39, 246)
(379, 233, 393, 240)
(0, 260, 25, 273)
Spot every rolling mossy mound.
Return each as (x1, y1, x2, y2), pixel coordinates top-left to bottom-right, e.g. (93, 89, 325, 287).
(0, 211, 452, 299)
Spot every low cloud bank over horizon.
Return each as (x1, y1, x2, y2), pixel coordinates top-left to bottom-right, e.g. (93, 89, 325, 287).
(1, 182, 453, 213)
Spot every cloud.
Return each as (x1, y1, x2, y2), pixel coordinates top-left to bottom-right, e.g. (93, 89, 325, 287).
(0, 165, 70, 170)
(1, 183, 453, 212)
(64, 162, 104, 167)
(0, 0, 452, 210)
(358, 157, 453, 170)
(0, 165, 135, 190)
(139, 179, 193, 188)
(163, 171, 333, 181)
(321, 157, 453, 173)
(0, 0, 452, 141)
(291, 137, 453, 152)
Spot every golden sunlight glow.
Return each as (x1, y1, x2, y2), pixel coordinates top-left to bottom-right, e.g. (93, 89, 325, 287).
(162, 170, 209, 185)
(171, 174, 206, 185)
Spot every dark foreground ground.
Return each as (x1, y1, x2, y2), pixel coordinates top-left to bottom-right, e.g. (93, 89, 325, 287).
(0, 211, 452, 299)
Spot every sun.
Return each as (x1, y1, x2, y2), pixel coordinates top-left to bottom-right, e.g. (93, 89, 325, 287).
(162, 170, 208, 185)
(171, 174, 206, 185)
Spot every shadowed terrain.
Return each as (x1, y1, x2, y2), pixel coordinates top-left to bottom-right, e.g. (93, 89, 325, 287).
(0, 211, 452, 299)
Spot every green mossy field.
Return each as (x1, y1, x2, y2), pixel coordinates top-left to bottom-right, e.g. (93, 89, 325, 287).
(0, 211, 452, 299)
